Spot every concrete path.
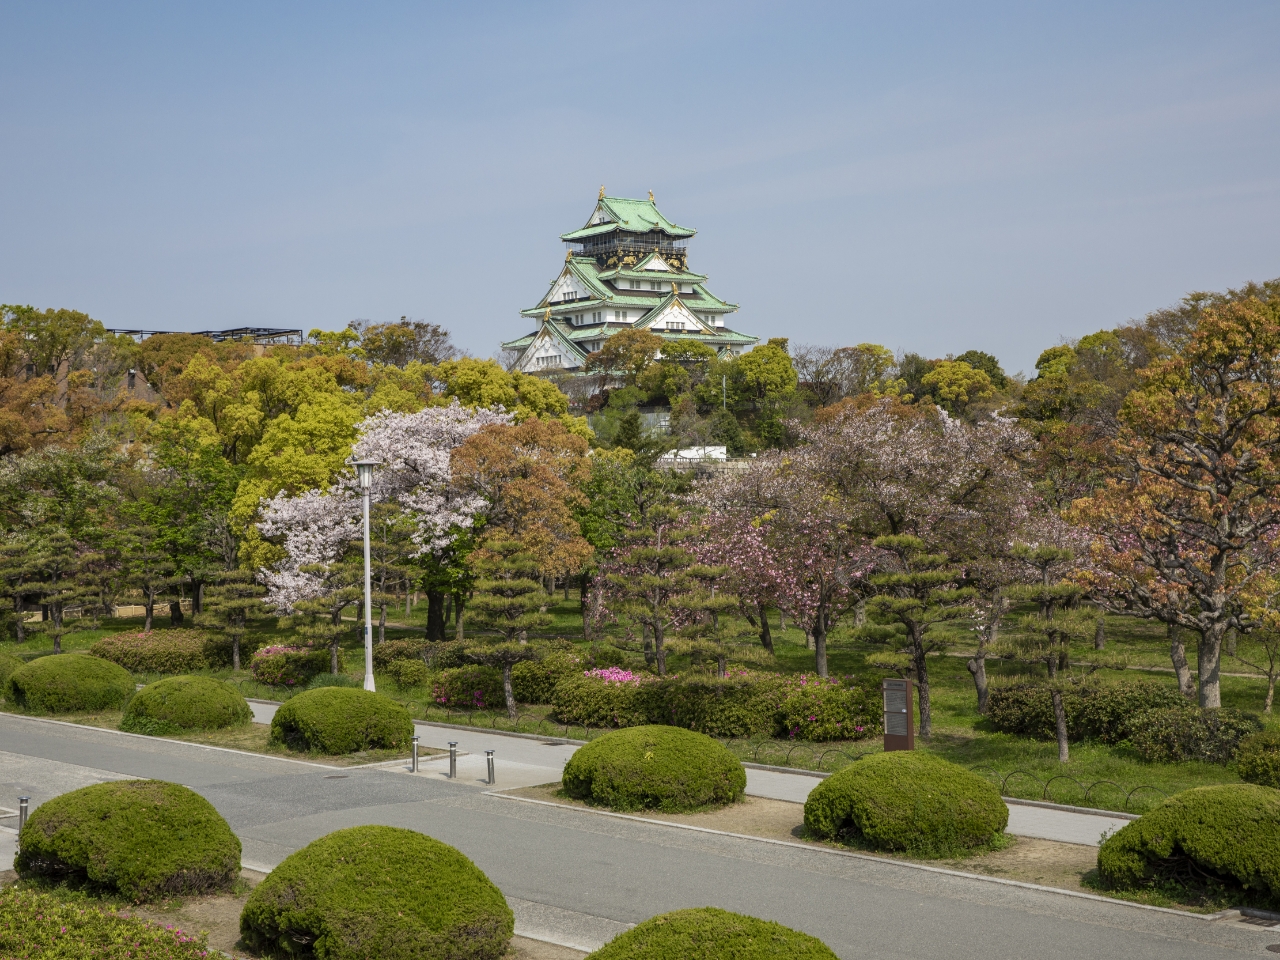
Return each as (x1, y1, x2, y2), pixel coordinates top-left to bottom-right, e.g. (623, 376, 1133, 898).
(2, 713, 1276, 959)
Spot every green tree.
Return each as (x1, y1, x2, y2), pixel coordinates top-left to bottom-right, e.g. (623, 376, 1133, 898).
(196, 570, 270, 671)
(466, 540, 553, 643)
(122, 526, 176, 633)
(955, 350, 1009, 390)
(921, 360, 995, 416)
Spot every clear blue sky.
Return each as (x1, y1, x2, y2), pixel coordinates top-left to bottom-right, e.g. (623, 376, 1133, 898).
(2, 2, 1277, 375)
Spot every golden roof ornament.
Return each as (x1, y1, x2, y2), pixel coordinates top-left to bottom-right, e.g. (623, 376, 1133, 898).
(565, 250, 572, 262)
(598, 185, 606, 200)
(543, 309, 551, 323)
(649, 189, 654, 202)
(671, 281, 678, 294)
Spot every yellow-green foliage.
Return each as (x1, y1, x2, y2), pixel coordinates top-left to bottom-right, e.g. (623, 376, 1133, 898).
(0, 887, 211, 958)
(562, 725, 746, 813)
(121, 676, 252, 733)
(89, 630, 211, 674)
(6, 654, 135, 714)
(15, 780, 241, 901)
(584, 907, 837, 960)
(269, 686, 413, 754)
(0, 650, 21, 692)
(804, 752, 1008, 858)
(1238, 731, 1280, 789)
(1097, 784, 1280, 906)
(239, 825, 513, 960)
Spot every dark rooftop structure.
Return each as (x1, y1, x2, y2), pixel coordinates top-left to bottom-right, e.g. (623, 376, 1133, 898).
(107, 327, 304, 345)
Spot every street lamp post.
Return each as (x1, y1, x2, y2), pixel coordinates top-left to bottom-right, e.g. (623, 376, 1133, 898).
(353, 460, 380, 692)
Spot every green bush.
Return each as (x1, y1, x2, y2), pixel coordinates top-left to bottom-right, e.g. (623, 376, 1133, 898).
(373, 638, 429, 669)
(0, 887, 211, 958)
(584, 907, 837, 960)
(433, 664, 505, 709)
(648, 672, 781, 738)
(511, 650, 583, 704)
(586, 644, 633, 669)
(89, 629, 211, 674)
(773, 674, 881, 741)
(6, 654, 135, 714)
(121, 676, 252, 734)
(15, 780, 240, 900)
(239, 825, 513, 960)
(385, 658, 434, 689)
(201, 633, 263, 668)
(270, 686, 413, 754)
(250, 644, 333, 687)
(1097, 784, 1280, 906)
(551, 671, 652, 727)
(1129, 707, 1263, 764)
(804, 752, 1008, 858)
(987, 676, 1188, 743)
(1238, 731, 1280, 788)
(0, 650, 22, 693)
(562, 725, 746, 812)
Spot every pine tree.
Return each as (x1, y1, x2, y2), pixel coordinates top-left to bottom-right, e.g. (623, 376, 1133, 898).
(467, 539, 552, 643)
(122, 526, 175, 632)
(28, 529, 92, 654)
(197, 570, 270, 671)
(284, 561, 362, 675)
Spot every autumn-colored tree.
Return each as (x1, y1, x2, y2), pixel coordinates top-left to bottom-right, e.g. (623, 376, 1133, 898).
(1071, 296, 1280, 708)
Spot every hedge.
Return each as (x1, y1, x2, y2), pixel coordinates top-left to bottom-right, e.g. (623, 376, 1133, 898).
(239, 825, 513, 960)
(250, 645, 333, 687)
(551, 670, 652, 728)
(774, 674, 881, 741)
(987, 676, 1188, 744)
(1129, 707, 1263, 764)
(433, 664, 505, 709)
(270, 686, 414, 754)
(16, 780, 241, 900)
(120, 676, 252, 734)
(511, 650, 583, 704)
(1097, 784, 1280, 906)
(385, 658, 433, 689)
(1238, 731, 1280, 789)
(804, 752, 1008, 858)
(88, 629, 211, 674)
(0, 650, 21, 693)
(373, 638, 429, 669)
(5, 654, 135, 714)
(562, 725, 746, 813)
(0, 887, 211, 959)
(584, 907, 837, 960)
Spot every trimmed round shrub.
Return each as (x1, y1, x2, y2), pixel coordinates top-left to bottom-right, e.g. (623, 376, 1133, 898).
(433, 664, 504, 709)
(804, 752, 1008, 858)
(511, 649, 583, 704)
(0, 886, 211, 958)
(1097, 784, 1280, 906)
(552, 670, 652, 728)
(6, 654, 135, 714)
(562, 725, 746, 812)
(1238, 730, 1280, 788)
(269, 686, 413, 754)
(373, 638, 429, 669)
(239, 825, 513, 960)
(988, 676, 1187, 744)
(250, 644, 333, 687)
(385, 657, 433, 689)
(89, 629, 211, 674)
(0, 650, 22, 693)
(121, 676, 252, 734)
(15, 780, 241, 900)
(584, 907, 837, 960)
(1129, 707, 1263, 764)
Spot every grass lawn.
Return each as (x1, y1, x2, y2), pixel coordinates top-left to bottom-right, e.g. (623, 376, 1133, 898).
(4, 595, 1276, 814)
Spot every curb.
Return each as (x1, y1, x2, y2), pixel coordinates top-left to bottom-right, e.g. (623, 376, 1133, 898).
(484, 791, 1238, 924)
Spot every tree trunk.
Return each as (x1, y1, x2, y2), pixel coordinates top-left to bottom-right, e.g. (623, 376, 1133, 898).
(967, 654, 989, 715)
(1198, 623, 1222, 708)
(502, 663, 517, 720)
(454, 594, 465, 641)
(855, 599, 866, 628)
(756, 601, 774, 655)
(232, 635, 241, 672)
(1169, 623, 1195, 700)
(426, 589, 445, 642)
(654, 621, 667, 676)
(1094, 614, 1105, 650)
(169, 600, 184, 626)
(1265, 673, 1276, 714)
(331, 636, 341, 674)
(144, 591, 154, 632)
(194, 581, 204, 614)
(813, 611, 828, 678)
(378, 601, 386, 644)
(910, 623, 931, 736)
(12, 594, 25, 643)
(443, 593, 452, 625)
(1051, 689, 1069, 763)
(406, 590, 413, 620)
(564, 578, 570, 602)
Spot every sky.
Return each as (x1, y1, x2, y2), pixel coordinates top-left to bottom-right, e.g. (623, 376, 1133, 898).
(2, 2, 1278, 377)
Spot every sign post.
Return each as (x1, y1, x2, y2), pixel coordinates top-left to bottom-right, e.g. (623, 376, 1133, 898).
(882, 678, 915, 751)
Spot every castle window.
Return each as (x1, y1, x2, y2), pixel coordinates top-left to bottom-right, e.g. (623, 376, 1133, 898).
(650, 281, 660, 290)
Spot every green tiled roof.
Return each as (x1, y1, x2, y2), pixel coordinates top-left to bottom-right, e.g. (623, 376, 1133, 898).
(561, 196, 695, 241)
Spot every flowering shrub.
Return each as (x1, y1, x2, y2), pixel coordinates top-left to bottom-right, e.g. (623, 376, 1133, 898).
(433, 665, 504, 709)
(774, 674, 880, 742)
(89, 629, 211, 674)
(587, 667, 640, 684)
(250, 645, 333, 687)
(0, 887, 211, 959)
(511, 651, 582, 704)
(551, 672, 653, 728)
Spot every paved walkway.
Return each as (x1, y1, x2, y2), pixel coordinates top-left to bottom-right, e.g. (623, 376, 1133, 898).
(0, 713, 1273, 958)
(252, 699, 1134, 846)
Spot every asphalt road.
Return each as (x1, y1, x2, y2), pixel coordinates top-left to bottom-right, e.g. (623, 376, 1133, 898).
(0, 713, 1274, 959)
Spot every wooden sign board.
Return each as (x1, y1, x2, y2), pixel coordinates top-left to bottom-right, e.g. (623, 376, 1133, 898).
(883, 678, 914, 751)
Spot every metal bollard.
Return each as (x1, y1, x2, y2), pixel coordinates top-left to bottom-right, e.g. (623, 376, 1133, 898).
(448, 742, 457, 779)
(485, 750, 495, 786)
(410, 736, 419, 773)
(18, 796, 29, 847)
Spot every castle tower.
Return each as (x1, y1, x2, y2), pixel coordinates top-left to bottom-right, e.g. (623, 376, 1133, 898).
(503, 191, 757, 373)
